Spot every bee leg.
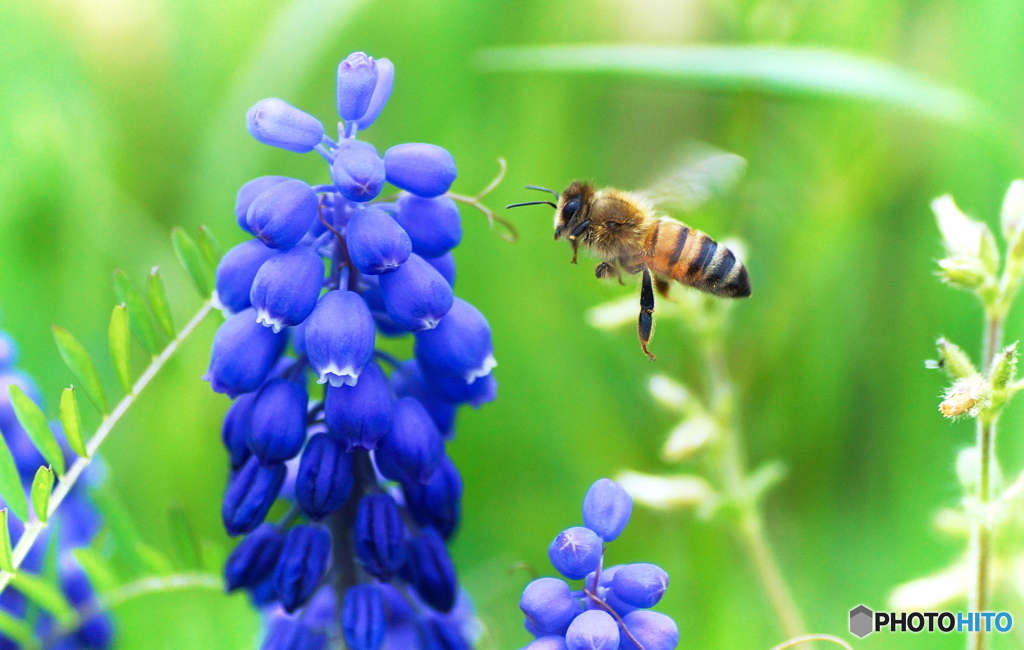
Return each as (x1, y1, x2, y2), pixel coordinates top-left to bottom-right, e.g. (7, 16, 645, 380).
(655, 276, 672, 299)
(570, 241, 580, 265)
(595, 262, 617, 279)
(638, 266, 656, 361)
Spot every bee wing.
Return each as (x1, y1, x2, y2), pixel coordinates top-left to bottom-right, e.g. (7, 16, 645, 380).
(635, 145, 746, 212)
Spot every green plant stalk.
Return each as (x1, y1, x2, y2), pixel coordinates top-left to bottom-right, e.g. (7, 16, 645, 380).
(0, 301, 214, 597)
(699, 328, 807, 640)
(969, 309, 1003, 650)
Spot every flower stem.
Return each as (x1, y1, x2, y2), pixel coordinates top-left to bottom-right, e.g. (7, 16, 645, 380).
(969, 311, 1003, 650)
(700, 330, 807, 640)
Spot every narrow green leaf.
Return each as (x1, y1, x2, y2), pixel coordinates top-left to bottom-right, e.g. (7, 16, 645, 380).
(0, 510, 12, 571)
(0, 434, 28, 522)
(109, 305, 131, 394)
(52, 326, 107, 414)
(30, 468, 54, 523)
(8, 386, 65, 477)
(172, 227, 214, 296)
(196, 225, 221, 268)
(167, 502, 202, 569)
(71, 548, 118, 594)
(11, 572, 75, 626)
(147, 267, 176, 337)
(139, 544, 175, 576)
(113, 269, 159, 355)
(476, 45, 989, 125)
(0, 608, 35, 648)
(59, 388, 87, 458)
(90, 487, 147, 577)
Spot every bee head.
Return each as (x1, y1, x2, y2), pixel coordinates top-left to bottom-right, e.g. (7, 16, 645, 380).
(553, 181, 594, 243)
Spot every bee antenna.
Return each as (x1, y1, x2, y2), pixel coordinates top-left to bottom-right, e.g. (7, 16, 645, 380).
(525, 185, 561, 200)
(506, 201, 558, 210)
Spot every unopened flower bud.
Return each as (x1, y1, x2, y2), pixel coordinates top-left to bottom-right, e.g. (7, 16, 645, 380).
(246, 98, 324, 153)
(354, 493, 407, 581)
(990, 341, 1018, 391)
(939, 375, 987, 418)
(565, 610, 619, 650)
(275, 524, 332, 612)
(662, 415, 717, 462)
(205, 309, 288, 397)
(402, 454, 462, 540)
(520, 577, 581, 636)
(215, 240, 277, 314)
(384, 143, 457, 198)
(932, 337, 978, 379)
(331, 140, 386, 203)
(934, 195, 984, 261)
(342, 583, 386, 650)
(325, 361, 393, 450)
(248, 379, 307, 463)
(353, 58, 394, 131)
(582, 478, 632, 542)
(647, 375, 693, 412)
(346, 206, 412, 274)
(375, 397, 443, 484)
(619, 611, 679, 650)
(936, 258, 988, 291)
(222, 457, 286, 536)
(393, 193, 462, 258)
(235, 176, 289, 232)
(224, 524, 284, 591)
(414, 298, 496, 383)
(378, 254, 454, 331)
(246, 179, 319, 250)
(614, 471, 715, 511)
(405, 528, 458, 613)
(426, 251, 456, 287)
(250, 247, 324, 332)
(295, 433, 353, 520)
(336, 52, 379, 122)
(611, 563, 668, 608)
(548, 527, 602, 580)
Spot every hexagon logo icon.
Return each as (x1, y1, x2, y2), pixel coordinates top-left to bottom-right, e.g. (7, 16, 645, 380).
(850, 604, 874, 638)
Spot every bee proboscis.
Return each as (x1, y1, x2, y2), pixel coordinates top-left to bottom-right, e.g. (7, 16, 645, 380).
(507, 150, 751, 360)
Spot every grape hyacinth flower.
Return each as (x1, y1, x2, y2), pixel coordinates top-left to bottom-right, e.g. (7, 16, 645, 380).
(0, 325, 112, 649)
(519, 479, 679, 650)
(211, 51, 500, 649)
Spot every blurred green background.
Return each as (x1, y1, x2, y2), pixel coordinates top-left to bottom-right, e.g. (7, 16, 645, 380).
(2, 0, 1024, 647)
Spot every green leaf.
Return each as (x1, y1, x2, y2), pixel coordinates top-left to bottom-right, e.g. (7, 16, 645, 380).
(172, 227, 214, 297)
(71, 548, 118, 594)
(138, 544, 176, 576)
(52, 326, 107, 414)
(30, 467, 54, 523)
(59, 388, 88, 458)
(196, 225, 221, 268)
(0, 608, 35, 648)
(113, 269, 159, 355)
(0, 510, 12, 572)
(0, 435, 28, 523)
(147, 267, 176, 337)
(11, 572, 75, 627)
(167, 502, 202, 570)
(109, 304, 132, 394)
(8, 386, 65, 477)
(476, 45, 989, 125)
(90, 487, 148, 577)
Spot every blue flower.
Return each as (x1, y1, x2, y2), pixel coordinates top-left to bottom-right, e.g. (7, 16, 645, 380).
(609, 563, 668, 609)
(582, 478, 632, 542)
(565, 610, 619, 650)
(215, 51, 497, 648)
(521, 578, 582, 636)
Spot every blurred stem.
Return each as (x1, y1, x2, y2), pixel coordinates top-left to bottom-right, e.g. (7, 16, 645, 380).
(699, 323, 807, 640)
(970, 309, 1003, 650)
(0, 300, 214, 598)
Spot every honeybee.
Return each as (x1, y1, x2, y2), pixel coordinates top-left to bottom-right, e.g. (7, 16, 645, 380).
(507, 148, 751, 360)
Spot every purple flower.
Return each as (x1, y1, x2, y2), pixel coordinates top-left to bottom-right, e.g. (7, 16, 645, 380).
(415, 297, 496, 383)
(426, 252, 456, 287)
(331, 140, 386, 203)
(375, 397, 443, 485)
(393, 193, 462, 258)
(391, 360, 457, 438)
(205, 308, 288, 397)
(324, 361, 393, 450)
(295, 433, 354, 520)
(378, 254, 454, 331)
(565, 610, 619, 650)
(342, 584, 386, 650)
(222, 457, 286, 536)
(337, 53, 379, 122)
(225, 524, 285, 591)
(402, 454, 462, 540)
(384, 144, 457, 198)
(216, 240, 278, 314)
(610, 564, 668, 609)
(246, 179, 319, 250)
(619, 611, 679, 650)
(582, 478, 633, 542)
(353, 58, 394, 131)
(354, 494, 407, 581)
(235, 176, 290, 233)
(525, 637, 570, 650)
(521, 578, 582, 637)
(548, 527, 602, 581)
(304, 290, 376, 387)
(275, 525, 332, 612)
(405, 528, 457, 613)
(247, 98, 325, 153)
(346, 206, 412, 275)
(221, 392, 255, 470)
(247, 379, 307, 463)
(251, 247, 325, 332)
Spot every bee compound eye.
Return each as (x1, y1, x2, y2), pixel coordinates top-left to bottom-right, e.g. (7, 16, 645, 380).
(563, 197, 580, 219)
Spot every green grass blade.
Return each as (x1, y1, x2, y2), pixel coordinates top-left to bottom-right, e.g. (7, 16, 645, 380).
(0, 607, 35, 648)
(476, 44, 989, 125)
(90, 487, 148, 577)
(59, 388, 87, 458)
(147, 267, 176, 337)
(29, 467, 53, 523)
(51, 326, 107, 414)
(0, 435, 28, 523)
(11, 572, 75, 627)
(196, 225, 221, 268)
(172, 228, 214, 297)
(109, 305, 131, 394)
(71, 548, 118, 594)
(167, 502, 203, 570)
(113, 269, 159, 355)
(0, 510, 12, 572)
(8, 386, 65, 477)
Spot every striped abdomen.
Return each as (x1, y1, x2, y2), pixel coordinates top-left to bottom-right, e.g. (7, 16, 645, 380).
(642, 218, 751, 298)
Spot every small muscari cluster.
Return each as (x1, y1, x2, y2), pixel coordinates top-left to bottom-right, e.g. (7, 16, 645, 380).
(520, 479, 678, 650)
(0, 330, 112, 649)
(207, 52, 495, 648)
